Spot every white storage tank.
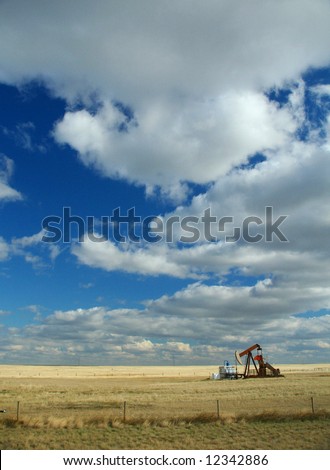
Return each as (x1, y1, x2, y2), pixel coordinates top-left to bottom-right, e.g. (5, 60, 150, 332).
(219, 361, 237, 379)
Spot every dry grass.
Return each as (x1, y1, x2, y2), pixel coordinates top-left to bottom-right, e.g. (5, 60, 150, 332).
(2, 409, 329, 428)
(1, 415, 329, 450)
(0, 364, 329, 449)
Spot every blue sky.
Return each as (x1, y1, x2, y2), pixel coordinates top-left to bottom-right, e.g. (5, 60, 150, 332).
(0, 0, 330, 365)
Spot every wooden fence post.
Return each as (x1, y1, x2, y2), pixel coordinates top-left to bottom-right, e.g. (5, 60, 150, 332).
(217, 399, 220, 418)
(16, 401, 20, 421)
(123, 401, 127, 422)
(311, 396, 315, 414)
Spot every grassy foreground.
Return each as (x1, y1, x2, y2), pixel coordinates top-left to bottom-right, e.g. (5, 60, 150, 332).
(0, 364, 329, 449)
(1, 412, 330, 450)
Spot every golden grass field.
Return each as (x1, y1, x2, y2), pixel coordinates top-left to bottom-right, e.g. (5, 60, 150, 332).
(0, 364, 329, 450)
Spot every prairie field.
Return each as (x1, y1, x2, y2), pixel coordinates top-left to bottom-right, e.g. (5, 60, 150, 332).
(0, 364, 329, 450)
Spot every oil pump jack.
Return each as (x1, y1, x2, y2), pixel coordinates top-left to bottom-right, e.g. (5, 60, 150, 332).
(235, 343, 283, 378)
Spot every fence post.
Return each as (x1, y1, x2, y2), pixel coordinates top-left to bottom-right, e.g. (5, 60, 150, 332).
(16, 401, 20, 421)
(311, 396, 315, 414)
(217, 399, 220, 418)
(123, 401, 127, 422)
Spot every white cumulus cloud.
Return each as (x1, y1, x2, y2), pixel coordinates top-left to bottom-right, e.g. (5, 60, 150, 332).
(0, 155, 22, 202)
